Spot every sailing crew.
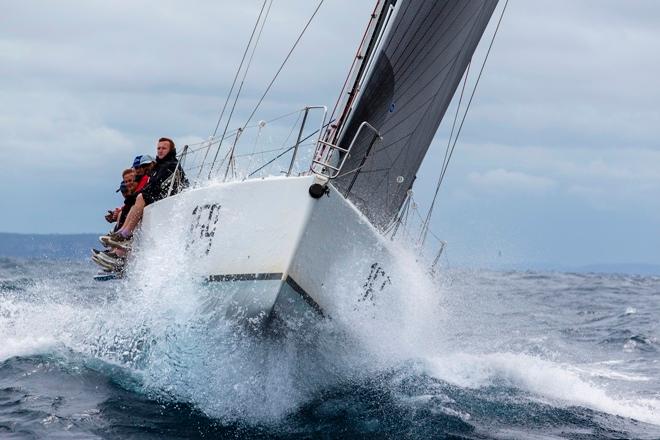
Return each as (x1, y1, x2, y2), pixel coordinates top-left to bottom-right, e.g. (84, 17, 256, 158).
(93, 168, 139, 269)
(104, 168, 138, 226)
(115, 168, 138, 231)
(134, 154, 155, 192)
(102, 137, 187, 246)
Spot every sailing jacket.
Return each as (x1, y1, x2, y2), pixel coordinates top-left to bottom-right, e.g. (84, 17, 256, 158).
(115, 194, 137, 231)
(135, 174, 149, 193)
(141, 150, 187, 205)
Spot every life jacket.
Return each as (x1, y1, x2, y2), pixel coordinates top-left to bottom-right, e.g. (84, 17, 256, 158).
(135, 174, 149, 192)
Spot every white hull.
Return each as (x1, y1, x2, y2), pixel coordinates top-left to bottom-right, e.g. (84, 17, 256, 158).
(140, 176, 397, 324)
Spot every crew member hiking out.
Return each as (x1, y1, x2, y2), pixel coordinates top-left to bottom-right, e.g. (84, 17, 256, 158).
(92, 167, 139, 271)
(101, 137, 187, 248)
(103, 168, 137, 228)
(134, 154, 155, 192)
(115, 168, 138, 231)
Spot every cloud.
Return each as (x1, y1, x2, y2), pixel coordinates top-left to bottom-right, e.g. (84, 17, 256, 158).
(467, 169, 557, 194)
(1, 0, 659, 266)
(458, 142, 660, 184)
(0, 89, 135, 171)
(442, 142, 660, 216)
(462, 0, 660, 150)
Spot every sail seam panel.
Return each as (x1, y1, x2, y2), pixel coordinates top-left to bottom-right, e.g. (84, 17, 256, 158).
(392, 2, 501, 194)
(386, 0, 417, 58)
(388, 0, 451, 68)
(333, 0, 499, 228)
(383, 2, 497, 222)
(363, 43, 469, 150)
(394, 9, 493, 182)
(350, 2, 482, 159)
(375, 55, 458, 136)
(390, 2, 476, 99)
(389, 0, 460, 71)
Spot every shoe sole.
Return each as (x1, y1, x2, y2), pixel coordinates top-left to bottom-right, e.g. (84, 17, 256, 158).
(92, 254, 115, 270)
(93, 258, 124, 274)
(96, 252, 125, 267)
(104, 238, 131, 251)
(94, 273, 118, 281)
(99, 235, 112, 246)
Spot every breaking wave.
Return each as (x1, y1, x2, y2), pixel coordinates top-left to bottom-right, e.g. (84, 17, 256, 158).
(1, 239, 659, 437)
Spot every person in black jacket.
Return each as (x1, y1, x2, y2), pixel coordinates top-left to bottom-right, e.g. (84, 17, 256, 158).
(105, 168, 137, 225)
(102, 137, 187, 245)
(141, 140, 183, 205)
(115, 169, 138, 231)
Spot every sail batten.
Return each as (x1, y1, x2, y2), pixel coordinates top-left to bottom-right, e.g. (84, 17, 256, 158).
(332, 0, 499, 229)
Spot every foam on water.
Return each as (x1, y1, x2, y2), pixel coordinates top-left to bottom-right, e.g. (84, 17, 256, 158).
(423, 352, 660, 425)
(0, 222, 442, 423)
(1, 224, 659, 431)
(114, 214, 449, 422)
(0, 335, 57, 361)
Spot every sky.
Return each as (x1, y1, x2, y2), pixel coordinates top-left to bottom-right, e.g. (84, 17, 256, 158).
(1, 0, 659, 269)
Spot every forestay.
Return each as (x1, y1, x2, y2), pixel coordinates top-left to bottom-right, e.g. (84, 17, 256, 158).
(332, 0, 498, 229)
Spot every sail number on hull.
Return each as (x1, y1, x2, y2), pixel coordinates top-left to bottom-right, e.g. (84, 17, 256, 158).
(187, 203, 221, 255)
(360, 262, 392, 303)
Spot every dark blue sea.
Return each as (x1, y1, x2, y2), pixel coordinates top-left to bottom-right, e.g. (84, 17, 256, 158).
(0, 237, 659, 438)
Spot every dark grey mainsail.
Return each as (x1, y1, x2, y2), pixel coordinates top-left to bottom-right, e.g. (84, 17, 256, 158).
(332, 0, 498, 229)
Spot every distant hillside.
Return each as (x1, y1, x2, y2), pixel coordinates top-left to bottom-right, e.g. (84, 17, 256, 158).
(1, 233, 659, 276)
(574, 263, 660, 277)
(0, 233, 100, 259)
(488, 261, 660, 277)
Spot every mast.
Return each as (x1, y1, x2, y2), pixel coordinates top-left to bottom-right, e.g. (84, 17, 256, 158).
(331, 0, 499, 230)
(325, 1, 389, 146)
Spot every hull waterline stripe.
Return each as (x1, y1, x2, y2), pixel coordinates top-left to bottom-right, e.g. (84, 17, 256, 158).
(285, 276, 325, 317)
(207, 272, 283, 282)
(205, 272, 325, 317)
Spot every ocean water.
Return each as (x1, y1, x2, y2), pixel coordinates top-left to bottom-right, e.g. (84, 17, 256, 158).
(0, 252, 659, 439)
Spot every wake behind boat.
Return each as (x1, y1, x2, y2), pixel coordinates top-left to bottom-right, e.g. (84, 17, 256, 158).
(100, 0, 502, 325)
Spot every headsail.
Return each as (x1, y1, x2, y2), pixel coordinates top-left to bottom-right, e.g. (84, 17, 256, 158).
(331, 0, 499, 229)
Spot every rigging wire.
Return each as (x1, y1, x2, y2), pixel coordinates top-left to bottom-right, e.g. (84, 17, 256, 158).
(327, 1, 384, 126)
(247, 146, 297, 178)
(387, 190, 412, 238)
(246, 119, 333, 178)
(181, 107, 313, 182)
(220, 0, 275, 180)
(418, 62, 471, 246)
(210, 0, 268, 138)
(187, 107, 301, 152)
(245, 108, 301, 172)
(206, 0, 271, 179)
(418, 0, 510, 248)
(238, 0, 325, 133)
(214, 140, 237, 179)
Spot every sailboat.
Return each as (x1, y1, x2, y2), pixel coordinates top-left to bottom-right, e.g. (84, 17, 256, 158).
(138, 0, 500, 323)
